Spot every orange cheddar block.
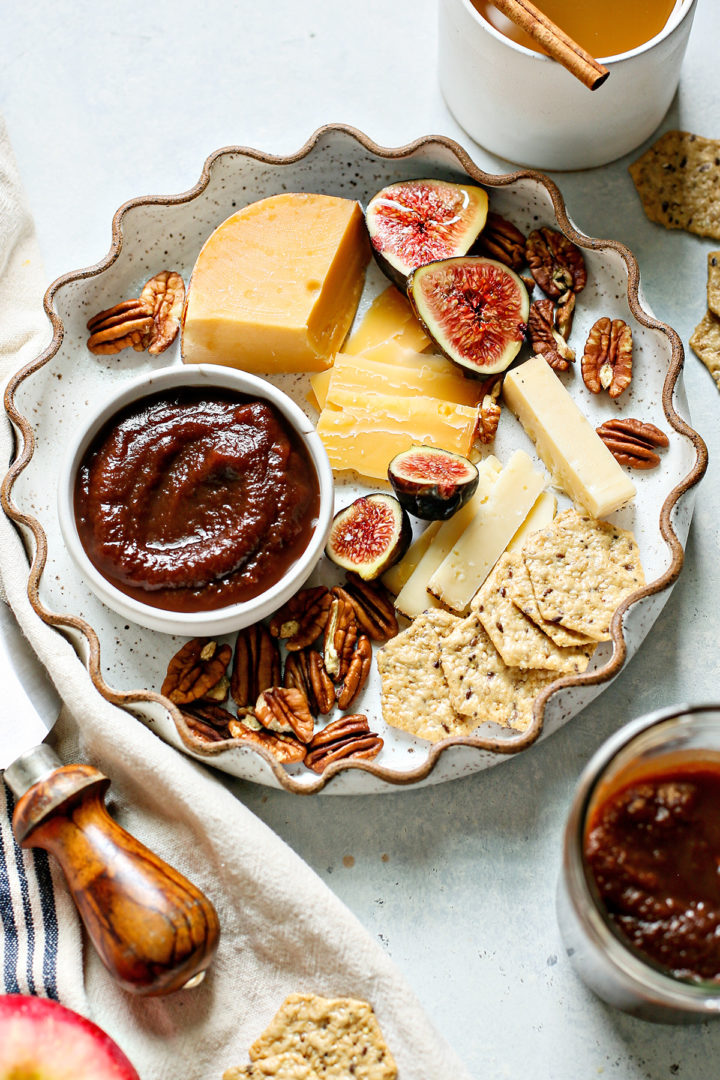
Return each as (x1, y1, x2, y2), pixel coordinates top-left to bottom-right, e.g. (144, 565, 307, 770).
(344, 286, 430, 355)
(316, 390, 479, 480)
(182, 193, 371, 373)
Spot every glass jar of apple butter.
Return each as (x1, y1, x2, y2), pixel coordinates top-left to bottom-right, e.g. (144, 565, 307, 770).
(558, 704, 720, 1022)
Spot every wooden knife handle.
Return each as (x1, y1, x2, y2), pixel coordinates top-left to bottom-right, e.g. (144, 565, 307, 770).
(12, 763, 220, 996)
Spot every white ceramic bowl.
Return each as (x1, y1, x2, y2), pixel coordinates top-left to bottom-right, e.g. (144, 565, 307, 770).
(57, 364, 334, 637)
(438, 0, 698, 170)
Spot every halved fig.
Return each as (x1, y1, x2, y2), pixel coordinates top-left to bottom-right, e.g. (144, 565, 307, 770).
(326, 493, 411, 580)
(408, 256, 529, 376)
(365, 179, 488, 286)
(388, 446, 479, 521)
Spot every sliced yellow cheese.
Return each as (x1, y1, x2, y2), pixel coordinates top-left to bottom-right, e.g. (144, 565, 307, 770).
(381, 521, 442, 595)
(316, 390, 480, 480)
(506, 491, 557, 553)
(345, 286, 430, 354)
(182, 193, 370, 373)
(428, 450, 547, 613)
(360, 342, 457, 374)
(394, 458, 502, 618)
(503, 356, 636, 518)
(317, 355, 482, 412)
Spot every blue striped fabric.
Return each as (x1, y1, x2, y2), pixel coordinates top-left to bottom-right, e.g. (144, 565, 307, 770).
(0, 783, 59, 999)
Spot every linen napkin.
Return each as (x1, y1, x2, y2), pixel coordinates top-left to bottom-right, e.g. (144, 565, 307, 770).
(0, 115, 472, 1080)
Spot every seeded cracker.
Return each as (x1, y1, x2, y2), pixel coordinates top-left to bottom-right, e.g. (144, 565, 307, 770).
(629, 131, 720, 239)
(523, 510, 644, 642)
(500, 548, 595, 648)
(690, 311, 720, 389)
(474, 552, 596, 673)
(247, 994, 397, 1080)
(223, 1053, 316, 1078)
(440, 613, 558, 732)
(377, 609, 477, 741)
(707, 251, 720, 318)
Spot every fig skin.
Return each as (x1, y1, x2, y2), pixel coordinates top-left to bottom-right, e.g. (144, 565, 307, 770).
(326, 493, 412, 580)
(365, 179, 489, 288)
(407, 256, 530, 376)
(388, 446, 479, 521)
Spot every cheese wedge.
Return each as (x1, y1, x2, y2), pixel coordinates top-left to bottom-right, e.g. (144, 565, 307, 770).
(394, 458, 502, 618)
(316, 390, 480, 480)
(503, 356, 636, 518)
(344, 285, 430, 354)
(182, 193, 370, 372)
(428, 450, 547, 613)
(382, 522, 442, 595)
(506, 491, 557, 553)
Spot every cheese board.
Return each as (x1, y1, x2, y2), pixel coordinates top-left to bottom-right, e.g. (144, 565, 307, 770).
(2, 125, 707, 793)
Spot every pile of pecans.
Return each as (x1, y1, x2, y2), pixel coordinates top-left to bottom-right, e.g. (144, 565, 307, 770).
(160, 575, 397, 773)
(485, 215, 636, 400)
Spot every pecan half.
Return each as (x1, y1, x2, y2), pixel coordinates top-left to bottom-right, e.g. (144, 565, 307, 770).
(304, 715, 383, 774)
(86, 298, 153, 354)
(180, 703, 234, 742)
(231, 623, 281, 708)
(161, 638, 232, 706)
(337, 634, 372, 710)
(582, 317, 633, 398)
(526, 227, 587, 301)
(596, 418, 669, 469)
(554, 290, 576, 340)
(255, 687, 314, 743)
(528, 299, 575, 371)
(323, 594, 358, 681)
(475, 374, 503, 444)
(476, 213, 526, 271)
(228, 713, 307, 764)
(284, 649, 335, 716)
(334, 575, 398, 643)
(269, 586, 332, 650)
(139, 270, 185, 354)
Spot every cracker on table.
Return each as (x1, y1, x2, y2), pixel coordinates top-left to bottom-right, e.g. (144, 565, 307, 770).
(629, 131, 720, 239)
(440, 613, 559, 733)
(690, 309, 720, 389)
(500, 547, 595, 648)
(249, 994, 397, 1080)
(474, 553, 596, 674)
(224, 1053, 317, 1079)
(523, 510, 644, 642)
(377, 609, 476, 742)
(707, 251, 720, 318)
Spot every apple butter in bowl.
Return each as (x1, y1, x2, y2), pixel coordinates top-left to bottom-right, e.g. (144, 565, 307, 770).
(59, 366, 333, 636)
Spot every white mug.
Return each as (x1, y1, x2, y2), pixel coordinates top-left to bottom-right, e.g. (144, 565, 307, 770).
(438, 0, 699, 170)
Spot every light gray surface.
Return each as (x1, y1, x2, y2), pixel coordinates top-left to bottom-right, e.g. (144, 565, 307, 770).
(1, 1, 719, 1075)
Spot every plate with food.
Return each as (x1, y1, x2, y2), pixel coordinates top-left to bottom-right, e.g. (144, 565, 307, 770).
(3, 125, 707, 793)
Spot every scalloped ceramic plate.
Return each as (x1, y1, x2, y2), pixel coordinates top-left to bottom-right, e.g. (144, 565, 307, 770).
(2, 126, 708, 794)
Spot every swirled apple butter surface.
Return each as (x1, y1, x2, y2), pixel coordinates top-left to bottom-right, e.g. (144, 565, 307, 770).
(585, 762, 720, 983)
(74, 388, 320, 612)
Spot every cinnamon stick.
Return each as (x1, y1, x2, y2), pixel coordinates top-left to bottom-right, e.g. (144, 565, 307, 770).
(491, 0, 610, 91)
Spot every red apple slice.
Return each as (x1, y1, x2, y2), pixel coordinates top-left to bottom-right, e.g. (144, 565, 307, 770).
(0, 995, 139, 1079)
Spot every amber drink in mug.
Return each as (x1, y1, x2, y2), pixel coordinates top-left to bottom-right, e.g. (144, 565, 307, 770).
(438, 0, 698, 169)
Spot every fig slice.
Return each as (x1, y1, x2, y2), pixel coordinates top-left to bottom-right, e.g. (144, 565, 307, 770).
(407, 256, 529, 376)
(326, 493, 411, 580)
(365, 179, 489, 286)
(388, 446, 479, 521)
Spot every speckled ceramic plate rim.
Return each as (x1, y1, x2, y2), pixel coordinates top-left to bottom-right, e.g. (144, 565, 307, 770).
(1, 124, 709, 794)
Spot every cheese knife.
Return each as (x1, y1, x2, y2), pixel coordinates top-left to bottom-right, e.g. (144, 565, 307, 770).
(0, 599, 219, 995)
